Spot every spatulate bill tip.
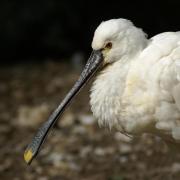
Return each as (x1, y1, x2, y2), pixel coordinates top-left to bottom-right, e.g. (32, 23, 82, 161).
(24, 148, 34, 165)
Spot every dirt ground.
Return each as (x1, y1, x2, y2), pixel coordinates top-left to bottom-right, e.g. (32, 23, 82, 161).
(1, 60, 180, 180)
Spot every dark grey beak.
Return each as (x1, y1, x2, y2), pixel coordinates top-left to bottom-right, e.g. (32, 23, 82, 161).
(24, 50, 103, 164)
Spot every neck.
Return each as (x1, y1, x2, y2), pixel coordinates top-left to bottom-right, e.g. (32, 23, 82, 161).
(90, 59, 132, 129)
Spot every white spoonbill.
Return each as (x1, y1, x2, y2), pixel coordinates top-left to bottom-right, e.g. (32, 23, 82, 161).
(24, 18, 180, 164)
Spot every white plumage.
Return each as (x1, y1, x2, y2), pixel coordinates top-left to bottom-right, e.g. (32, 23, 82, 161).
(90, 18, 180, 142)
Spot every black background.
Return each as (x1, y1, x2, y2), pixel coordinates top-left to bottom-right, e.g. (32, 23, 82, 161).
(1, 0, 180, 62)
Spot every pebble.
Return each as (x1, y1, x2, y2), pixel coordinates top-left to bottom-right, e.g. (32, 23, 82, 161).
(69, 162, 81, 171)
(35, 166, 43, 174)
(171, 162, 180, 173)
(38, 177, 48, 180)
(94, 146, 115, 156)
(94, 147, 105, 156)
(119, 144, 132, 154)
(119, 156, 128, 163)
(78, 114, 95, 125)
(72, 125, 86, 135)
(80, 146, 93, 158)
(46, 152, 64, 166)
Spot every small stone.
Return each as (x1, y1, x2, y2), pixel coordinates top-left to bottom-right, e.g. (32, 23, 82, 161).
(146, 149, 153, 156)
(119, 144, 132, 154)
(24, 173, 35, 180)
(78, 114, 95, 125)
(119, 156, 128, 163)
(80, 146, 92, 158)
(69, 162, 81, 171)
(38, 177, 48, 180)
(172, 162, 180, 173)
(94, 147, 105, 156)
(46, 152, 64, 166)
(35, 166, 43, 174)
(94, 146, 115, 156)
(72, 125, 86, 135)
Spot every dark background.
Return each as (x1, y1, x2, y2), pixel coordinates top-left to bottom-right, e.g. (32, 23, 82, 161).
(1, 0, 180, 63)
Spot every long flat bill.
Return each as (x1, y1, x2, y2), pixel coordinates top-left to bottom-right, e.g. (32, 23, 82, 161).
(24, 50, 103, 164)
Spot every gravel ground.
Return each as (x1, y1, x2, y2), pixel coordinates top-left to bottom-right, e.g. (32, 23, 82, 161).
(1, 60, 180, 180)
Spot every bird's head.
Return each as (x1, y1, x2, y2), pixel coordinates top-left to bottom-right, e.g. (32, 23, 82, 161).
(24, 18, 147, 165)
(92, 18, 147, 64)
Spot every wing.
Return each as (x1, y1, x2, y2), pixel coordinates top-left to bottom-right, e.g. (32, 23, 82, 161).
(148, 32, 180, 141)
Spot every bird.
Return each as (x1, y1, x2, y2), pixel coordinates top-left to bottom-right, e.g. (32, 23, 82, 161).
(24, 18, 180, 164)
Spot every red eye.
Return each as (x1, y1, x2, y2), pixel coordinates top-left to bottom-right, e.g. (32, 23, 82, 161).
(105, 42, 112, 49)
